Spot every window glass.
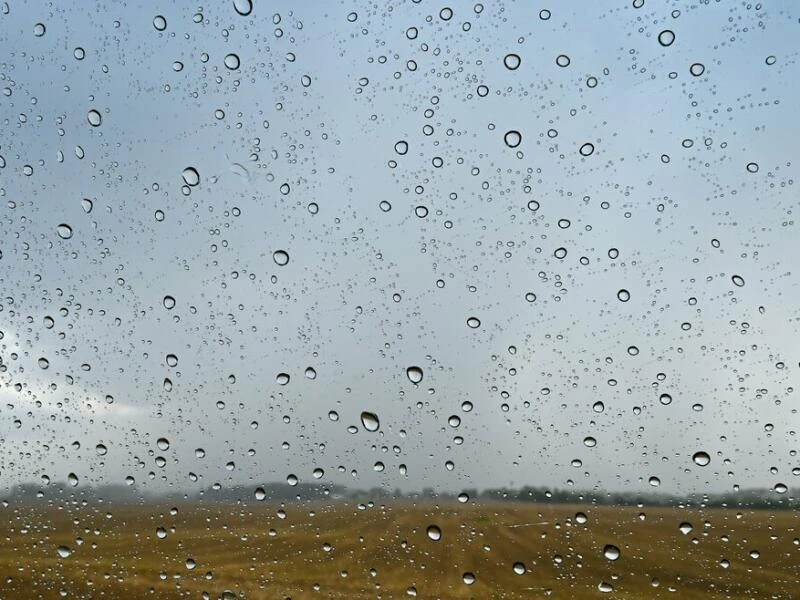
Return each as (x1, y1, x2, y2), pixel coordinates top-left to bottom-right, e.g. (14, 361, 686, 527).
(1, 1, 797, 598)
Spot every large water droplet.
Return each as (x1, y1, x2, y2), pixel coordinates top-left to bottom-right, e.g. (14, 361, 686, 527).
(182, 167, 200, 186)
(503, 53, 521, 70)
(692, 451, 710, 466)
(731, 275, 745, 287)
(233, 0, 253, 16)
(273, 250, 289, 266)
(276, 372, 290, 385)
(658, 30, 675, 47)
(603, 544, 620, 561)
(617, 289, 630, 302)
(67, 473, 79, 487)
(466, 317, 481, 329)
(157, 437, 170, 451)
(224, 53, 241, 70)
(360, 411, 380, 432)
(81, 198, 93, 213)
(579, 142, 595, 156)
(513, 561, 526, 575)
(426, 525, 441, 541)
(678, 522, 693, 535)
(153, 15, 167, 31)
(57, 224, 73, 239)
(406, 366, 423, 383)
(163, 295, 176, 309)
(394, 140, 408, 155)
(33, 22, 46, 37)
(57, 545, 72, 558)
(504, 130, 522, 148)
(87, 109, 102, 127)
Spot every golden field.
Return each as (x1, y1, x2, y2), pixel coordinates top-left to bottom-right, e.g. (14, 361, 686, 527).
(0, 501, 797, 599)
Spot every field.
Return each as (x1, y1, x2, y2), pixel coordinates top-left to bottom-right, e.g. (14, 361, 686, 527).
(0, 500, 797, 599)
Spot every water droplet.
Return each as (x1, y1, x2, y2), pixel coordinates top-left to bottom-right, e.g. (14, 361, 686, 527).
(583, 436, 597, 447)
(627, 345, 639, 356)
(33, 23, 46, 37)
(56, 224, 73, 239)
(774, 482, 787, 494)
(38, 357, 49, 369)
(750, 549, 760, 559)
(466, 316, 481, 329)
(426, 525, 442, 541)
(659, 393, 672, 406)
(579, 142, 595, 156)
(166, 354, 178, 367)
(273, 250, 289, 266)
(96, 443, 107, 456)
(157, 438, 170, 451)
(394, 140, 408, 155)
(512, 561, 526, 575)
(67, 473, 79, 487)
(57, 545, 72, 558)
(575, 512, 588, 524)
(439, 7, 453, 20)
(617, 289, 630, 302)
(658, 30, 675, 46)
(414, 205, 429, 218)
(182, 167, 200, 186)
(233, 0, 253, 16)
(286, 473, 298, 486)
(555, 54, 570, 67)
(304, 366, 317, 380)
(195, 448, 205, 458)
(163, 295, 176, 309)
(379, 200, 392, 212)
(406, 366, 423, 384)
(87, 109, 102, 127)
(731, 275, 745, 287)
(504, 130, 522, 148)
(554, 247, 567, 259)
(679, 522, 693, 535)
(746, 162, 759, 173)
(689, 62, 705, 76)
(648, 476, 661, 487)
(457, 492, 469, 503)
(503, 53, 521, 70)
(603, 544, 620, 561)
(224, 53, 241, 70)
(592, 401, 605, 413)
(360, 411, 380, 432)
(276, 372, 290, 385)
(156, 527, 167, 539)
(598, 582, 614, 593)
(153, 15, 167, 31)
(462, 572, 475, 585)
(765, 55, 777, 65)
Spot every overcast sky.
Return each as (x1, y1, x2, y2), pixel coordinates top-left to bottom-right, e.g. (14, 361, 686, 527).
(0, 0, 798, 498)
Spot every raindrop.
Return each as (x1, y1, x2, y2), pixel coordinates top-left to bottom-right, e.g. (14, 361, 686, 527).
(731, 275, 745, 287)
(74, 47, 85, 60)
(360, 411, 380, 432)
(575, 512, 588, 524)
(81, 198, 93, 213)
(504, 130, 522, 148)
(153, 15, 167, 31)
(579, 142, 595, 156)
(156, 527, 167, 539)
(38, 357, 49, 369)
(746, 162, 759, 173)
(466, 316, 481, 329)
(224, 53, 241, 70)
(765, 55, 776, 65)
(462, 572, 475, 585)
(692, 451, 710, 466)
(658, 30, 675, 47)
(503, 53, 521, 70)
(555, 54, 570, 67)
(95, 444, 107, 456)
(305, 366, 317, 379)
(33, 23, 46, 37)
(617, 289, 630, 302)
(689, 62, 705, 76)
(659, 393, 672, 406)
(56, 224, 73, 239)
(414, 205, 429, 218)
(273, 250, 289, 266)
(603, 544, 620, 561)
(67, 473, 79, 487)
(583, 436, 597, 448)
(774, 482, 787, 494)
(163, 295, 176, 309)
(394, 140, 408, 155)
(233, 0, 253, 16)
(554, 247, 567, 259)
(182, 167, 200, 186)
(406, 366, 424, 384)
(512, 562, 526, 575)
(426, 525, 442, 541)
(276, 372, 290, 385)
(57, 546, 72, 558)
(166, 354, 178, 367)
(157, 438, 170, 451)
(678, 522, 693, 535)
(254, 487, 266, 500)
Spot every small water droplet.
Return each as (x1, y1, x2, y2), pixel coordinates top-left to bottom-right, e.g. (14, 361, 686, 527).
(67, 473, 79, 487)
(57, 545, 72, 558)
(33, 23, 46, 37)
(466, 316, 481, 329)
(731, 274, 745, 287)
(679, 522, 693, 535)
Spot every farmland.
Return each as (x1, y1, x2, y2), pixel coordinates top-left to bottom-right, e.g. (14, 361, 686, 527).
(0, 501, 796, 599)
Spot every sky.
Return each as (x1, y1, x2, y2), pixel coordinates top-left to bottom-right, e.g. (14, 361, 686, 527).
(0, 0, 798, 498)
